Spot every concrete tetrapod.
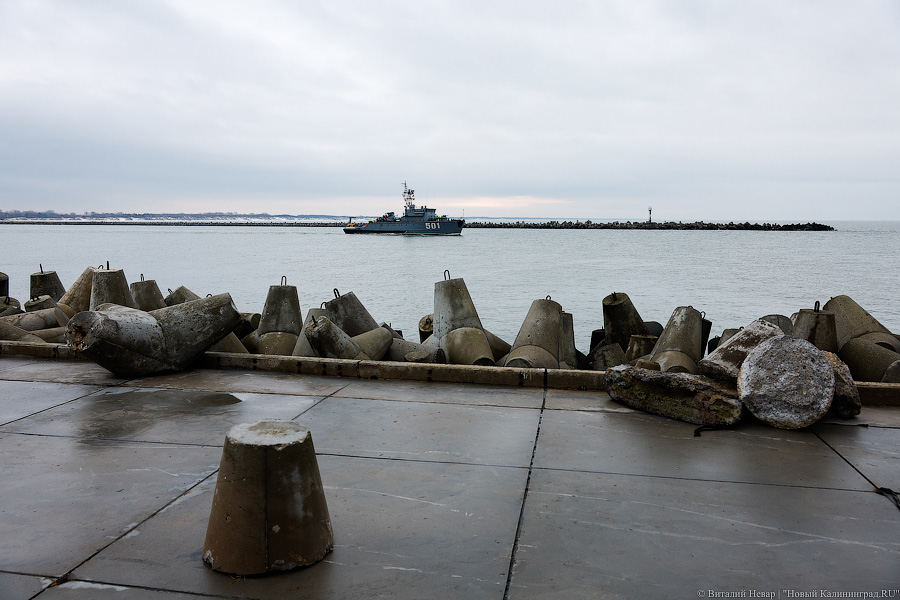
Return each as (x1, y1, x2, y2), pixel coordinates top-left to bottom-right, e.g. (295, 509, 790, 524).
(441, 327, 495, 366)
(586, 343, 627, 372)
(130, 277, 167, 311)
(823, 295, 900, 353)
(0, 321, 48, 344)
(65, 293, 242, 377)
(559, 312, 577, 369)
(650, 306, 705, 374)
(418, 314, 434, 343)
(760, 314, 794, 336)
(89, 268, 135, 310)
(57, 267, 96, 315)
(30, 268, 66, 302)
(164, 286, 247, 354)
(737, 337, 834, 430)
(792, 305, 839, 353)
(837, 338, 900, 382)
(602, 292, 648, 353)
(0, 307, 61, 331)
(698, 319, 784, 384)
(325, 290, 379, 337)
(203, 420, 332, 575)
(625, 335, 658, 363)
(24, 295, 56, 312)
(306, 315, 370, 360)
(1, 296, 22, 318)
(505, 298, 562, 370)
(0, 272, 7, 297)
(385, 337, 447, 363)
(433, 276, 485, 340)
(822, 352, 861, 418)
(292, 308, 325, 358)
(258, 282, 303, 356)
(351, 326, 393, 361)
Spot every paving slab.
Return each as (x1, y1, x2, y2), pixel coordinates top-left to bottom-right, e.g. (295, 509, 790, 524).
(535, 409, 873, 490)
(0, 571, 48, 600)
(73, 455, 528, 600)
(0, 359, 129, 386)
(333, 377, 544, 408)
(39, 582, 208, 599)
(509, 468, 900, 599)
(300, 396, 540, 467)
(0, 387, 321, 446)
(813, 423, 900, 491)
(128, 368, 347, 397)
(0, 357, 39, 373)
(544, 388, 636, 413)
(0, 380, 102, 425)
(0, 433, 220, 575)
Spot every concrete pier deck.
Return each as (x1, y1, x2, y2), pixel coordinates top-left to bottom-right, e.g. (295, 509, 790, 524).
(1, 355, 898, 599)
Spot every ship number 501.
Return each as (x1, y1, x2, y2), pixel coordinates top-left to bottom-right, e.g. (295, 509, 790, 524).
(426, 223, 441, 229)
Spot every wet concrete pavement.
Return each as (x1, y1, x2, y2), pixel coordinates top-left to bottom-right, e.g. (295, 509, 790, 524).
(1, 356, 898, 599)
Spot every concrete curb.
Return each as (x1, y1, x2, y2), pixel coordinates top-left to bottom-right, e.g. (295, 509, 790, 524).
(2, 341, 899, 402)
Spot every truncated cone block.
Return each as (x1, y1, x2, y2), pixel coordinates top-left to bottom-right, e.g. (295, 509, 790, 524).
(325, 291, 378, 337)
(1, 296, 22, 318)
(58, 267, 96, 314)
(1, 307, 61, 331)
(508, 298, 562, 361)
(838, 338, 900, 382)
(164, 285, 247, 354)
(352, 327, 394, 361)
(0, 321, 48, 344)
(306, 316, 369, 360)
(441, 327, 495, 366)
(292, 309, 326, 357)
(602, 292, 648, 353)
(434, 278, 484, 339)
(130, 280, 167, 311)
(30, 270, 66, 302)
(258, 332, 300, 356)
(823, 294, 900, 352)
(792, 309, 839, 353)
(66, 294, 241, 377)
(418, 314, 434, 343)
(0, 272, 7, 297)
(259, 285, 302, 336)
(203, 420, 333, 575)
(650, 306, 704, 374)
(626, 335, 658, 362)
(90, 269, 135, 310)
(385, 337, 446, 363)
(559, 312, 576, 369)
(698, 319, 784, 383)
(25, 295, 56, 312)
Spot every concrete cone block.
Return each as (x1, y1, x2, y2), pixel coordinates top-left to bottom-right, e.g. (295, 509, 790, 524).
(66, 305, 170, 377)
(1, 296, 23, 318)
(25, 295, 57, 312)
(31, 326, 67, 344)
(292, 309, 324, 357)
(792, 307, 839, 353)
(433, 276, 484, 339)
(58, 267, 96, 314)
(352, 327, 394, 361)
(258, 332, 299, 356)
(1, 307, 61, 331)
(651, 306, 704, 372)
(164, 285, 200, 306)
(0, 272, 7, 297)
(823, 295, 900, 352)
(325, 290, 378, 337)
(509, 298, 562, 361)
(381, 323, 404, 340)
(307, 315, 369, 360)
(242, 330, 259, 353)
(651, 350, 698, 374)
(738, 337, 834, 429)
(822, 352, 861, 418)
(234, 313, 261, 339)
(559, 312, 577, 369)
(441, 327, 494, 366)
(760, 314, 794, 336)
(719, 328, 741, 347)
(585, 343, 627, 372)
(0, 321, 48, 344)
(422, 334, 439, 348)
(30, 268, 66, 301)
(258, 283, 302, 337)
(506, 345, 559, 370)
(385, 337, 446, 363)
(130, 278, 167, 312)
(149, 294, 242, 368)
(699, 319, 784, 384)
(419, 314, 434, 343)
(90, 269, 135, 310)
(838, 338, 900, 382)
(484, 329, 512, 362)
(882, 360, 900, 384)
(203, 420, 332, 575)
(162, 286, 245, 354)
(626, 335, 658, 362)
(602, 292, 648, 353)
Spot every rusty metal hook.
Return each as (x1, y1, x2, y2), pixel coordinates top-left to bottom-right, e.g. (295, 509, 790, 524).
(814, 300, 820, 312)
(333, 288, 340, 298)
(444, 270, 451, 281)
(40, 264, 43, 274)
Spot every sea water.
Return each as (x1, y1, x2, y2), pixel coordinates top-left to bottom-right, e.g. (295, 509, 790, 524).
(1, 221, 898, 350)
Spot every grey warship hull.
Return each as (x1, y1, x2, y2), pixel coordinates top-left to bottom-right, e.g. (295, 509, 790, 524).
(343, 182, 465, 235)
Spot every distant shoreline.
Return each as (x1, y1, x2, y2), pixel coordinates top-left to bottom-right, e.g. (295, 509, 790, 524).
(0, 219, 835, 231)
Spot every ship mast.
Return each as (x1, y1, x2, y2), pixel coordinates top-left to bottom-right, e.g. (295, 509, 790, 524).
(402, 181, 415, 210)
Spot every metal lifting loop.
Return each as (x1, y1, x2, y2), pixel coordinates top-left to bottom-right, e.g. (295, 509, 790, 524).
(333, 288, 340, 298)
(98, 264, 104, 269)
(40, 264, 43, 274)
(168, 288, 173, 295)
(140, 274, 145, 282)
(546, 295, 551, 300)
(814, 301, 820, 312)
(106, 261, 110, 270)
(701, 311, 706, 319)
(321, 302, 326, 309)
(612, 292, 617, 301)
(281, 275, 287, 286)
(207, 293, 212, 297)
(444, 270, 450, 281)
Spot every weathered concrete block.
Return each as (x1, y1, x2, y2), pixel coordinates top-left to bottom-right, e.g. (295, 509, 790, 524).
(605, 365, 741, 426)
(738, 337, 834, 429)
(822, 352, 861, 418)
(698, 319, 783, 384)
(838, 337, 900, 382)
(586, 343, 626, 372)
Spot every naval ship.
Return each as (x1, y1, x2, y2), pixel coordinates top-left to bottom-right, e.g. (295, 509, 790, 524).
(343, 183, 465, 235)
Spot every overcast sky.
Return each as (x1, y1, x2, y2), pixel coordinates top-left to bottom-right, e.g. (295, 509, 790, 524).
(1, 1, 899, 220)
